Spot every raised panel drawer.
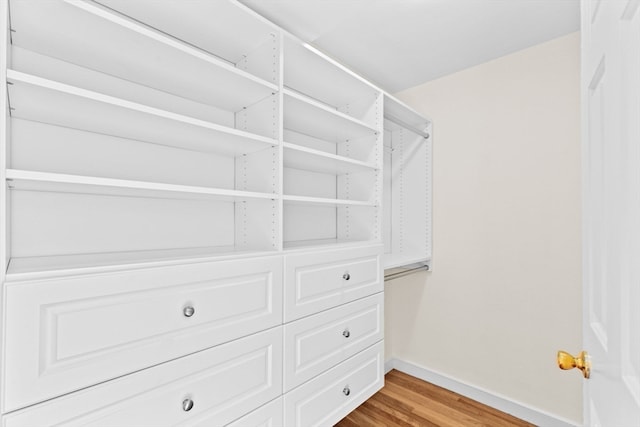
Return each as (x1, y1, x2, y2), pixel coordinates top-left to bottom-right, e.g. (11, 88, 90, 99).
(3, 256, 282, 412)
(284, 341, 384, 427)
(284, 245, 383, 322)
(226, 397, 283, 427)
(284, 293, 383, 391)
(3, 328, 283, 427)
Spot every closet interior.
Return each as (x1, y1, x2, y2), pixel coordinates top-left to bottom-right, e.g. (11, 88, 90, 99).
(0, 0, 431, 425)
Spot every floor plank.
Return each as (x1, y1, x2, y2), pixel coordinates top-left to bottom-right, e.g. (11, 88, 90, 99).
(335, 370, 535, 427)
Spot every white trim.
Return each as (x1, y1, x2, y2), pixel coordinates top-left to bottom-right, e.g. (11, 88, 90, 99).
(384, 359, 394, 374)
(385, 358, 580, 427)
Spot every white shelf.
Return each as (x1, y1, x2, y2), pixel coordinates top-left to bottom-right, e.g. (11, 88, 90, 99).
(283, 142, 376, 175)
(384, 95, 430, 128)
(6, 246, 275, 280)
(383, 253, 430, 270)
(284, 36, 377, 110)
(283, 195, 376, 207)
(7, 71, 278, 156)
(10, 0, 277, 111)
(384, 117, 430, 139)
(283, 238, 378, 251)
(384, 95, 431, 139)
(284, 89, 377, 143)
(6, 170, 276, 202)
(96, 0, 278, 67)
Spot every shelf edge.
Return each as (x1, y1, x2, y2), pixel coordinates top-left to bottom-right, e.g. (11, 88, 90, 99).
(7, 70, 279, 147)
(6, 169, 278, 201)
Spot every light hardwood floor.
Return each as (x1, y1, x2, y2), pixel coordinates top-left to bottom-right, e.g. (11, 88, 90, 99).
(335, 370, 535, 427)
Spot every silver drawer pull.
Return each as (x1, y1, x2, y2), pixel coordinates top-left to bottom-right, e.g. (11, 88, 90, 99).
(342, 272, 351, 281)
(182, 398, 194, 412)
(342, 329, 350, 338)
(183, 306, 195, 318)
(343, 386, 351, 396)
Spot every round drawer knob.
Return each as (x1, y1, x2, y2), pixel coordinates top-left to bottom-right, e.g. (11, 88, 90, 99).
(343, 386, 351, 396)
(182, 398, 194, 412)
(183, 306, 195, 318)
(342, 272, 351, 281)
(342, 329, 350, 338)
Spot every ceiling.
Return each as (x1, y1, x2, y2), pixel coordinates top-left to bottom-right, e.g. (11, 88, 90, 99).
(239, 0, 580, 93)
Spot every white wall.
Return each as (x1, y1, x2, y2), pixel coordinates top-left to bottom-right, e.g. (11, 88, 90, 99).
(387, 32, 582, 423)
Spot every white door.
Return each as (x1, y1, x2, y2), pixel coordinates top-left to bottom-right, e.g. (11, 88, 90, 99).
(582, 0, 640, 425)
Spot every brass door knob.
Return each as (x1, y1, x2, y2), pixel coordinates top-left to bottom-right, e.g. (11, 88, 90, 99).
(557, 350, 590, 378)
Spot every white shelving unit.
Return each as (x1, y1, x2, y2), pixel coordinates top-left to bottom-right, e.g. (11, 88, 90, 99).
(383, 95, 433, 276)
(11, 0, 279, 110)
(0, 0, 430, 424)
(282, 35, 382, 252)
(4, 0, 282, 280)
(7, 71, 279, 155)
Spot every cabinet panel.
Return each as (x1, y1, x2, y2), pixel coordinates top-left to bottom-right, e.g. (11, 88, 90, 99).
(226, 398, 283, 427)
(284, 293, 383, 391)
(283, 342, 383, 427)
(3, 328, 283, 427)
(3, 256, 282, 411)
(284, 245, 383, 322)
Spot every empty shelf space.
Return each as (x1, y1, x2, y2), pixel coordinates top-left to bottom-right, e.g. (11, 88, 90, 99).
(283, 142, 376, 174)
(6, 71, 278, 156)
(384, 118, 430, 139)
(6, 169, 276, 202)
(384, 95, 431, 139)
(385, 95, 430, 126)
(10, 0, 277, 111)
(283, 195, 376, 207)
(6, 246, 275, 280)
(284, 37, 378, 111)
(95, 0, 278, 74)
(284, 89, 378, 143)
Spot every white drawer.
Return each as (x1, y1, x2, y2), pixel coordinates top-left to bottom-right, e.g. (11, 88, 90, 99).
(3, 256, 283, 412)
(284, 245, 383, 322)
(226, 398, 283, 427)
(284, 342, 384, 427)
(284, 293, 383, 391)
(3, 328, 283, 427)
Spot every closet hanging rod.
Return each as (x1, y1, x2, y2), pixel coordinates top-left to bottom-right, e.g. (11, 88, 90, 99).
(384, 114, 431, 139)
(384, 264, 429, 281)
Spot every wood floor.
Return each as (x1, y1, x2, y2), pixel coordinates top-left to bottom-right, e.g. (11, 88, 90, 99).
(335, 370, 535, 427)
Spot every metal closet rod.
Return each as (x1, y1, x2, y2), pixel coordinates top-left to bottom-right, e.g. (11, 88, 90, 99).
(384, 114, 431, 139)
(384, 264, 430, 281)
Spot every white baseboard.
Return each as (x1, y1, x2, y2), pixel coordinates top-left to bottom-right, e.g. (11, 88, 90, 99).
(384, 358, 580, 427)
(384, 359, 395, 374)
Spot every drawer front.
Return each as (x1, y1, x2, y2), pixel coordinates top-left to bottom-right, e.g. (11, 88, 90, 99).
(3, 256, 283, 411)
(284, 342, 384, 427)
(226, 398, 283, 427)
(284, 245, 383, 321)
(4, 328, 283, 427)
(284, 293, 383, 391)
